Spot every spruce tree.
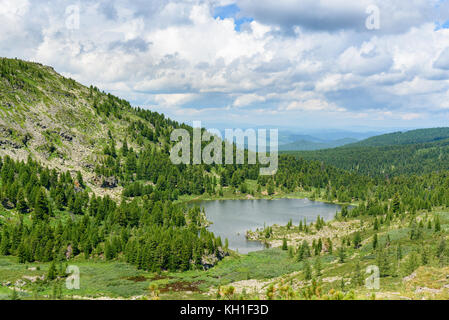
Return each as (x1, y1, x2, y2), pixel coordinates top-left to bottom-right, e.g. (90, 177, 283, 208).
(338, 245, 345, 263)
(16, 189, 28, 214)
(33, 188, 49, 221)
(47, 261, 57, 281)
(282, 238, 288, 250)
(372, 233, 378, 250)
(304, 260, 312, 280)
(314, 257, 322, 278)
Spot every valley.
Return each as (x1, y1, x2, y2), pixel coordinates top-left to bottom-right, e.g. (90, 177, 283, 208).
(1, 58, 449, 301)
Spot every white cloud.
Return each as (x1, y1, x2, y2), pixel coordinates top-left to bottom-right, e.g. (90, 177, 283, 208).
(401, 113, 421, 121)
(233, 94, 265, 107)
(0, 0, 29, 16)
(286, 99, 343, 112)
(1, 0, 449, 128)
(338, 41, 393, 76)
(153, 93, 199, 108)
(238, 0, 437, 33)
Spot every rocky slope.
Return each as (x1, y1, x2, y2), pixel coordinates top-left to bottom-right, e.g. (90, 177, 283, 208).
(0, 57, 170, 197)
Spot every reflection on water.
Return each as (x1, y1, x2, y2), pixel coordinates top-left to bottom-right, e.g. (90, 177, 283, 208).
(197, 198, 343, 254)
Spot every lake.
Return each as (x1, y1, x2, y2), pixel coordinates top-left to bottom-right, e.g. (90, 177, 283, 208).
(197, 198, 342, 254)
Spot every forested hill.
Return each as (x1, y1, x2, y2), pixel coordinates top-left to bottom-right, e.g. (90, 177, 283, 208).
(0, 58, 374, 272)
(344, 127, 449, 148)
(287, 135, 449, 177)
(0, 57, 188, 197)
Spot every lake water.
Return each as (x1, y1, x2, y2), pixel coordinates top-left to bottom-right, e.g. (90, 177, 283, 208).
(197, 198, 342, 254)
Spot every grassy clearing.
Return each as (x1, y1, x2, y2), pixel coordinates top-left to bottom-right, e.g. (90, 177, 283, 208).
(0, 248, 307, 300)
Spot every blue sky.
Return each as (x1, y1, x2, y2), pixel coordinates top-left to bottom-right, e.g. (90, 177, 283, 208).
(213, 4, 253, 31)
(1, 0, 449, 131)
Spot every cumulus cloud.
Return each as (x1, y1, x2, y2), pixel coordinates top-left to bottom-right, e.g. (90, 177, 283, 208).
(233, 94, 266, 107)
(338, 42, 393, 76)
(238, 0, 440, 34)
(0, 0, 449, 128)
(238, 0, 370, 32)
(286, 99, 344, 112)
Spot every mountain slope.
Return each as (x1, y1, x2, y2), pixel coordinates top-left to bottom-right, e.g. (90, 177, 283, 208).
(288, 136, 449, 177)
(344, 127, 449, 148)
(0, 57, 231, 273)
(0, 57, 181, 197)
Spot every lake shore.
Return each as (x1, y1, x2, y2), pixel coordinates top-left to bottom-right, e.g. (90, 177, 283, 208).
(185, 194, 353, 254)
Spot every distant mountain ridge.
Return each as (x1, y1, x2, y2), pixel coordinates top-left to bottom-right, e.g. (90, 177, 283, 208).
(344, 127, 449, 148)
(279, 137, 357, 151)
(286, 127, 449, 177)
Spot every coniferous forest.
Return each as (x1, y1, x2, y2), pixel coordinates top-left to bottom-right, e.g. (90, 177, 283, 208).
(2, 58, 449, 300)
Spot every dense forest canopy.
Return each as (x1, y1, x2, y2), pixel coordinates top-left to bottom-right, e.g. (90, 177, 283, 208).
(286, 136, 449, 178)
(345, 127, 449, 148)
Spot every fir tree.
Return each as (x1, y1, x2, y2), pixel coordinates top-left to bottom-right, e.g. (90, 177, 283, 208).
(304, 260, 312, 280)
(282, 238, 288, 251)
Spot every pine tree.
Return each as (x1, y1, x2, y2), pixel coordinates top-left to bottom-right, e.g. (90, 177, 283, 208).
(33, 188, 49, 221)
(373, 218, 379, 231)
(16, 189, 28, 214)
(435, 216, 441, 232)
(76, 171, 85, 189)
(317, 238, 323, 253)
(353, 232, 362, 249)
(372, 233, 378, 250)
(437, 238, 446, 259)
(327, 238, 333, 255)
(0, 229, 10, 255)
(267, 182, 274, 196)
(352, 261, 364, 287)
(297, 240, 310, 261)
(304, 260, 312, 280)
(402, 251, 420, 276)
(282, 238, 288, 251)
(376, 248, 390, 277)
(338, 245, 345, 263)
(18, 242, 27, 263)
(122, 139, 129, 157)
(314, 257, 322, 278)
(391, 193, 400, 214)
(47, 261, 57, 281)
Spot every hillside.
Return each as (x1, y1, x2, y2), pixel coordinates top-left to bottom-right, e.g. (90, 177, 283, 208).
(287, 131, 449, 177)
(0, 58, 373, 273)
(345, 127, 449, 148)
(0, 58, 196, 198)
(0, 58, 233, 275)
(0, 58, 372, 201)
